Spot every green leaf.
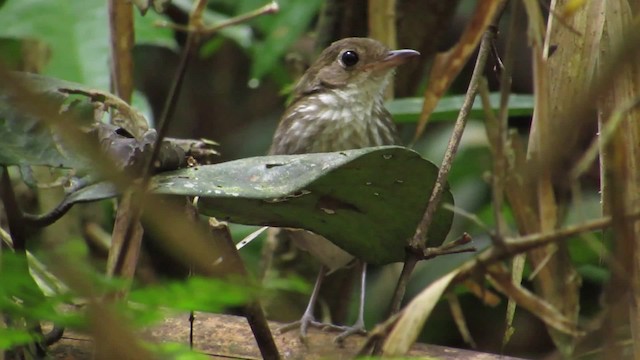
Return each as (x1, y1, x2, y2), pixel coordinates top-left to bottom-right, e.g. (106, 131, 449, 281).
(0, 37, 37, 70)
(129, 276, 253, 312)
(248, 0, 323, 80)
(60, 147, 454, 265)
(387, 93, 534, 123)
(134, 8, 177, 49)
(147, 342, 211, 360)
(0, 252, 83, 327)
(0, 328, 40, 349)
(0, 73, 157, 171)
(151, 146, 454, 265)
(0, 73, 100, 169)
(0, 0, 110, 88)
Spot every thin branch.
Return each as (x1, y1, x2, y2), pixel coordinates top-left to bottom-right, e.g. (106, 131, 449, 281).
(155, 1, 279, 35)
(22, 201, 75, 228)
(454, 212, 640, 282)
(418, 233, 475, 260)
(1, 167, 27, 253)
(409, 25, 497, 251)
(571, 96, 640, 180)
(540, 0, 582, 37)
(361, 211, 639, 357)
(208, 219, 280, 360)
(385, 24, 498, 321)
(0, 167, 48, 354)
(111, 0, 278, 279)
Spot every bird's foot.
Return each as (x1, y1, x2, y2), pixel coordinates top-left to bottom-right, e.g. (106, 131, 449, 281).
(277, 313, 330, 341)
(321, 319, 367, 344)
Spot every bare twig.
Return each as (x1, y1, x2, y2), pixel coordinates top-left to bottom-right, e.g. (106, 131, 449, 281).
(571, 96, 640, 180)
(1, 168, 27, 253)
(480, 1, 520, 348)
(1, 167, 48, 356)
(369, 0, 397, 99)
(108, 0, 135, 104)
(208, 219, 280, 360)
(155, 1, 279, 35)
(409, 26, 496, 251)
(447, 292, 477, 348)
(360, 211, 639, 356)
(111, 0, 278, 280)
(386, 24, 498, 320)
(419, 233, 475, 260)
(22, 201, 75, 228)
(455, 212, 640, 280)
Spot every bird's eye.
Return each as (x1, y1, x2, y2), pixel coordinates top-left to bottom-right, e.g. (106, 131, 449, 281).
(340, 50, 359, 67)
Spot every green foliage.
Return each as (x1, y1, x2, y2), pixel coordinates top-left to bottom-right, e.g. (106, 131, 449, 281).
(0, 328, 40, 350)
(172, 146, 453, 265)
(387, 93, 535, 123)
(129, 276, 253, 313)
(147, 342, 211, 360)
(0, 0, 110, 88)
(0, 73, 98, 169)
(240, 0, 324, 80)
(133, 7, 177, 49)
(64, 146, 454, 265)
(262, 272, 310, 294)
(0, 38, 29, 69)
(0, 252, 83, 330)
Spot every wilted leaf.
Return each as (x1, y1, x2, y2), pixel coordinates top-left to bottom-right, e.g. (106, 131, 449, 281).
(0, 73, 185, 173)
(413, 0, 505, 141)
(0, 74, 95, 169)
(487, 268, 583, 336)
(382, 269, 460, 356)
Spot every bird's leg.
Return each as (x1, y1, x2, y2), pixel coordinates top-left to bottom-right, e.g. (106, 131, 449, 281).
(324, 262, 368, 343)
(278, 266, 328, 339)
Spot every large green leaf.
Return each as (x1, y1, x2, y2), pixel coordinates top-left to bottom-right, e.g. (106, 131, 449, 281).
(59, 147, 454, 265)
(0, 0, 177, 88)
(0, 0, 110, 88)
(151, 146, 454, 265)
(387, 93, 534, 123)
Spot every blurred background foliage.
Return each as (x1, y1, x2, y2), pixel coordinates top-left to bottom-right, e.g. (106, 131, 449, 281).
(0, 0, 611, 358)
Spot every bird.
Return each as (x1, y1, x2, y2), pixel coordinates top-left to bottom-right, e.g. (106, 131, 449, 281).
(269, 37, 419, 342)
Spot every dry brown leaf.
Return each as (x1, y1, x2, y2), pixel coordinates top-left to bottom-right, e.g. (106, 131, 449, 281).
(487, 267, 583, 337)
(463, 279, 501, 307)
(447, 292, 477, 348)
(412, 0, 506, 142)
(382, 269, 459, 356)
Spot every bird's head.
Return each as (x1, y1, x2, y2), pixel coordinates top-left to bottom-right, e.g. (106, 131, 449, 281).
(292, 37, 420, 101)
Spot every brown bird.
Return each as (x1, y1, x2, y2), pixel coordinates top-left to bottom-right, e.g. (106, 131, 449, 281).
(269, 37, 419, 341)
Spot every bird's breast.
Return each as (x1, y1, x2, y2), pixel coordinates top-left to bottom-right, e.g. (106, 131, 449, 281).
(277, 88, 397, 153)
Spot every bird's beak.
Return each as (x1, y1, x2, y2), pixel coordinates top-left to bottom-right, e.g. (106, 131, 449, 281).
(375, 49, 420, 70)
